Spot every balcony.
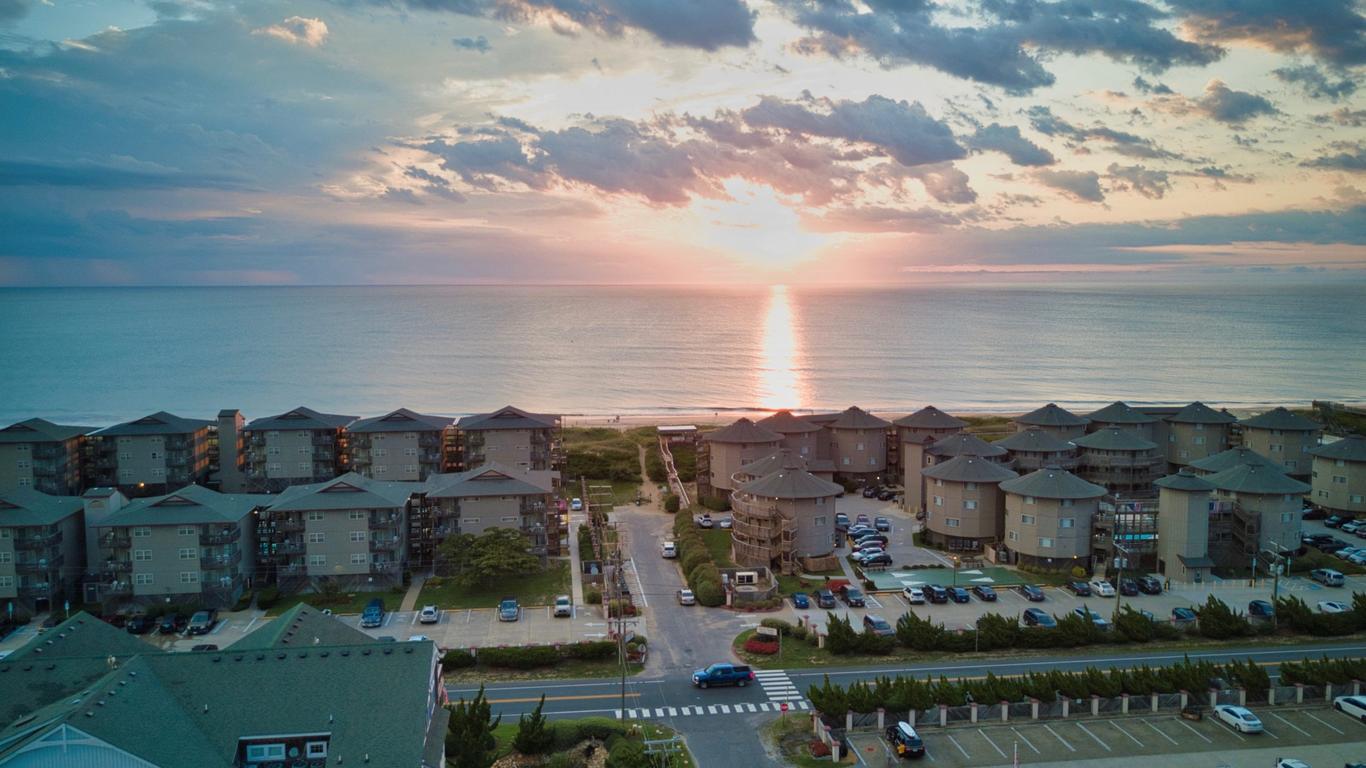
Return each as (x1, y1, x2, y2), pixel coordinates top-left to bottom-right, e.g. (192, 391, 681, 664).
(200, 528, 241, 546)
(369, 538, 400, 552)
(100, 533, 131, 549)
(273, 539, 306, 555)
(369, 513, 401, 529)
(276, 518, 306, 533)
(201, 550, 242, 570)
(98, 582, 133, 598)
(370, 561, 399, 574)
(104, 559, 133, 573)
(16, 558, 58, 575)
(13, 532, 61, 551)
(19, 584, 52, 598)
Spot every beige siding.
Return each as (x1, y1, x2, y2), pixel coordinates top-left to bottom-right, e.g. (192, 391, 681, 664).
(1015, 423, 1086, 441)
(114, 435, 171, 487)
(304, 509, 375, 577)
(926, 479, 1005, 542)
(708, 440, 782, 492)
(0, 444, 34, 492)
(1226, 491, 1302, 553)
(0, 530, 15, 599)
(454, 496, 524, 536)
(1166, 423, 1231, 466)
(778, 432, 820, 459)
(262, 430, 322, 481)
(1002, 494, 1096, 561)
(1157, 487, 1210, 577)
(1243, 427, 1319, 476)
(361, 432, 423, 481)
(788, 496, 836, 557)
(901, 443, 928, 513)
(1090, 420, 1156, 441)
(1311, 456, 1366, 514)
(130, 525, 202, 598)
(831, 428, 886, 475)
(476, 429, 532, 468)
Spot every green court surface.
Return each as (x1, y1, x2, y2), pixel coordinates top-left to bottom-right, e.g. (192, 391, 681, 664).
(865, 565, 1030, 591)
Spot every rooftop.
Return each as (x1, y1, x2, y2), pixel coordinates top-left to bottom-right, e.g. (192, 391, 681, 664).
(0, 488, 85, 527)
(1311, 434, 1366, 462)
(348, 407, 455, 433)
(92, 411, 213, 437)
(99, 485, 270, 527)
(928, 432, 1008, 459)
(703, 418, 783, 445)
(894, 405, 968, 430)
(0, 417, 93, 444)
(228, 603, 376, 650)
(999, 466, 1107, 500)
(1085, 401, 1158, 425)
(268, 472, 418, 512)
(1238, 406, 1321, 432)
(756, 409, 823, 434)
(1071, 427, 1157, 452)
(245, 406, 358, 431)
(830, 406, 892, 430)
(996, 428, 1075, 454)
(738, 452, 844, 500)
(423, 463, 551, 498)
(1167, 401, 1236, 425)
(456, 405, 558, 431)
(921, 455, 1019, 484)
(1188, 446, 1283, 475)
(1016, 403, 1089, 428)
(1155, 468, 1217, 493)
(1205, 462, 1311, 495)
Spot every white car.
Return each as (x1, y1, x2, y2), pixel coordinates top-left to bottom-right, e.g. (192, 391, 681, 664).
(1317, 600, 1349, 614)
(418, 605, 440, 624)
(677, 589, 696, 606)
(1073, 606, 1109, 629)
(718, 518, 733, 529)
(1089, 580, 1116, 597)
(1214, 704, 1263, 733)
(903, 586, 926, 605)
(569, 498, 584, 511)
(408, 635, 430, 642)
(1334, 547, 1363, 561)
(1333, 694, 1366, 722)
(553, 595, 573, 617)
(851, 548, 886, 563)
(1275, 759, 1310, 768)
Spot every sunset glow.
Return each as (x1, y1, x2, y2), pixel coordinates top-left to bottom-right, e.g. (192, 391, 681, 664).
(757, 284, 803, 410)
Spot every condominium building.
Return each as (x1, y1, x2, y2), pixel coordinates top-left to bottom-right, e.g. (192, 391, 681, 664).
(215, 408, 246, 492)
(1155, 468, 1217, 582)
(893, 406, 967, 507)
(698, 418, 782, 503)
(1072, 427, 1164, 495)
(85, 412, 214, 495)
(455, 405, 562, 475)
(733, 450, 834, 484)
(757, 410, 833, 469)
(1165, 401, 1236, 468)
(821, 406, 892, 480)
(926, 432, 1011, 468)
(243, 406, 359, 492)
(257, 473, 413, 591)
(0, 489, 85, 613)
(997, 428, 1078, 472)
(411, 462, 557, 572)
(1188, 446, 1283, 477)
(1000, 466, 1106, 568)
(1237, 407, 1321, 478)
(1310, 434, 1366, 515)
(91, 485, 267, 608)
(0, 418, 92, 495)
(731, 450, 841, 573)
(349, 408, 455, 482)
(1014, 403, 1089, 441)
(921, 456, 1018, 552)
(1085, 401, 1159, 442)
(1205, 462, 1309, 564)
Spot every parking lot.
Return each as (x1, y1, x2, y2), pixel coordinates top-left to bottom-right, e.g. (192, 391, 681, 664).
(844, 704, 1366, 767)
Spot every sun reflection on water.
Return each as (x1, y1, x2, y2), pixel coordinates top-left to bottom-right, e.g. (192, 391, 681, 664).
(758, 285, 803, 410)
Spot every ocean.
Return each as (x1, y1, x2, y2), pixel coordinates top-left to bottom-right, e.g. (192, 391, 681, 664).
(0, 282, 1362, 425)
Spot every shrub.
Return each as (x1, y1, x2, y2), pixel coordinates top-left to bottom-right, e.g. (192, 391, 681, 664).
(693, 576, 725, 607)
(606, 738, 649, 768)
(584, 588, 602, 604)
(1196, 595, 1252, 639)
(1115, 606, 1155, 643)
(761, 618, 793, 635)
(256, 586, 280, 610)
(699, 495, 731, 512)
(809, 741, 831, 758)
(664, 493, 681, 513)
(895, 611, 945, 651)
(442, 649, 476, 668)
(744, 637, 780, 654)
(231, 591, 253, 612)
(680, 549, 710, 578)
(477, 645, 560, 669)
(562, 641, 617, 661)
(513, 696, 555, 755)
(825, 613, 860, 655)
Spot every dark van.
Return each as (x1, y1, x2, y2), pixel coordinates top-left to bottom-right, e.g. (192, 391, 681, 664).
(885, 721, 925, 759)
(360, 598, 385, 628)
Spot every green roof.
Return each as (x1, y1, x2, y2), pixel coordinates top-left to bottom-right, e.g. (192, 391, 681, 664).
(738, 454, 843, 500)
(1072, 427, 1157, 452)
(1167, 401, 1236, 425)
(245, 406, 358, 431)
(3, 612, 160, 664)
(999, 466, 1107, 500)
(1205, 463, 1311, 495)
(894, 405, 967, 430)
(703, 418, 783, 445)
(423, 463, 550, 499)
(1189, 446, 1282, 475)
(1312, 434, 1366, 462)
(100, 485, 270, 527)
(268, 472, 418, 511)
(229, 603, 376, 650)
(349, 407, 454, 433)
(0, 489, 84, 527)
(756, 410, 823, 434)
(737, 451, 805, 478)
(92, 411, 213, 437)
(1238, 407, 1320, 432)
(1156, 468, 1217, 493)
(457, 405, 558, 431)
(830, 406, 892, 430)
(0, 418, 93, 444)
(1016, 403, 1089, 428)
(921, 455, 1019, 484)
(928, 433, 1008, 459)
(997, 429, 1074, 453)
(1085, 401, 1157, 425)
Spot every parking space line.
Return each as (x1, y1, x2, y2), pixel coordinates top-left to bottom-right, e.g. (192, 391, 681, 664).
(1074, 722, 1111, 752)
(1270, 712, 1312, 737)
(1261, 726, 1279, 740)
(1141, 719, 1179, 745)
(1108, 719, 1143, 747)
(1175, 719, 1213, 743)
(1010, 727, 1040, 754)
(977, 729, 1006, 759)
(945, 734, 970, 759)
(1043, 724, 1076, 752)
(1303, 711, 1346, 734)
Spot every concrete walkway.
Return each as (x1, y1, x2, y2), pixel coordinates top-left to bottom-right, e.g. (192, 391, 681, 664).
(399, 574, 426, 612)
(567, 514, 586, 606)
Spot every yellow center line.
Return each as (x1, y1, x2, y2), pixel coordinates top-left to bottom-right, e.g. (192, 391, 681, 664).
(488, 693, 642, 704)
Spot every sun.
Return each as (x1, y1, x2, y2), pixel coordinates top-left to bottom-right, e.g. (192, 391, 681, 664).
(689, 179, 837, 271)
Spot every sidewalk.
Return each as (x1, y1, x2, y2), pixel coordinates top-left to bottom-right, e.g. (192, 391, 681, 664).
(399, 574, 426, 612)
(567, 514, 586, 606)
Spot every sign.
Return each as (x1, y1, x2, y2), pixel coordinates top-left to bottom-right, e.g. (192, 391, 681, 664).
(756, 626, 780, 638)
(780, 703, 789, 712)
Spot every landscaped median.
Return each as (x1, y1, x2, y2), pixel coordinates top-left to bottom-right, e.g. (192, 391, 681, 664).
(441, 638, 647, 682)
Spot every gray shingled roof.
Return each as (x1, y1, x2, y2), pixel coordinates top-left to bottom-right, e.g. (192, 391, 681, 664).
(1204, 462, 1311, 495)
(0, 418, 93, 444)
(349, 407, 455, 433)
(703, 418, 783, 445)
(831, 406, 892, 430)
(1167, 401, 1236, 424)
(1189, 446, 1283, 475)
(1239, 407, 1321, 432)
(1156, 468, 1216, 492)
(921, 455, 1019, 484)
(757, 410, 823, 434)
(1016, 403, 1090, 427)
(997, 429, 1075, 454)
(456, 405, 558, 431)
(928, 432, 1008, 459)
(0, 489, 84, 527)
(423, 463, 550, 499)
(245, 406, 358, 431)
(99, 485, 270, 527)
(229, 603, 376, 650)
(1085, 401, 1158, 425)
(268, 473, 418, 511)
(92, 411, 213, 437)
(999, 466, 1107, 500)
(738, 456, 843, 500)
(1311, 434, 1366, 462)
(894, 405, 968, 430)
(737, 451, 805, 478)
(1072, 427, 1157, 452)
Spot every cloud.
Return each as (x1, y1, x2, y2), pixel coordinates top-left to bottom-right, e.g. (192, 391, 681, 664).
(253, 16, 330, 47)
(1025, 106, 1179, 159)
(1194, 80, 1278, 124)
(1132, 76, 1173, 95)
(1303, 143, 1366, 172)
(802, 205, 964, 233)
(1033, 168, 1105, 202)
(1273, 65, 1357, 102)
(0, 0, 30, 25)
(370, 0, 756, 51)
(774, 0, 1222, 93)
(452, 35, 491, 52)
(1316, 107, 1366, 127)
(1107, 163, 1170, 198)
(969, 123, 1055, 166)
(0, 158, 246, 190)
(740, 94, 964, 168)
(1168, 0, 1366, 67)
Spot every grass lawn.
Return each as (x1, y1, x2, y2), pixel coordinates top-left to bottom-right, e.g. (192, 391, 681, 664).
(776, 571, 845, 596)
(264, 589, 404, 617)
(763, 714, 839, 767)
(701, 528, 735, 568)
(419, 560, 571, 609)
(489, 716, 695, 766)
(445, 658, 645, 684)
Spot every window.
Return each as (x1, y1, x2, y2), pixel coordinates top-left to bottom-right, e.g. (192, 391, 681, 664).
(842, 457, 850, 466)
(1179, 450, 1189, 458)
(963, 500, 978, 511)
(1335, 476, 1348, 484)
(404, 447, 417, 456)
(0, 529, 8, 539)
(306, 742, 328, 759)
(268, 446, 281, 456)
(298, 462, 310, 472)
(945, 518, 960, 528)
(1194, 423, 1205, 431)
(178, 548, 196, 560)
(1061, 499, 1074, 508)
(500, 516, 518, 523)
(309, 554, 327, 566)
(178, 526, 196, 536)
(0, 552, 10, 564)
(1168, 435, 1175, 443)
(933, 496, 943, 507)
(307, 511, 325, 521)
(16, 478, 29, 488)
(1021, 514, 1036, 525)
(869, 457, 877, 465)
(815, 497, 826, 506)
(1007, 531, 1018, 541)
(134, 549, 152, 561)
(246, 745, 286, 762)
(1270, 444, 1283, 453)
(855, 442, 864, 451)
(1337, 459, 1346, 467)
(965, 482, 978, 491)
(375, 448, 387, 457)
(1280, 512, 1293, 523)
(934, 479, 943, 487)
(0, 576, 11, 588)
(1352, 495, 1363, 504)
(814, 516, 826, 526)
(298, 446, 309, 455)
(1193, 436, 1205, 446)
(134, 573, 153, 585)
(350, 531, 366, 542)
(1038, 537, 1054, 549)
(1287, 460, 1297, 470)
(132, 526, 151, 538)
(1060, 518, 1075, 529)
(268, 463, 281, 472)
(463, 517, 480, 526)
(1024, 496, 1036, 505)
(308, 532, 326, 544)
(350, 553, 368, 565)
(15, 460, 28, 470)
(405, 465, 418, 474)
(349, 509, 365, 519)
(179, 571, 199, 584)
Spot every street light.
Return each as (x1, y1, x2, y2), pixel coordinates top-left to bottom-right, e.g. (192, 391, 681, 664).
(1111, 542, 1133, 623)
(952, 556, 960, 587)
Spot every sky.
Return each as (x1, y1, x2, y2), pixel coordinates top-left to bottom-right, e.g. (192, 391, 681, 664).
(0, 0, 1363, 285)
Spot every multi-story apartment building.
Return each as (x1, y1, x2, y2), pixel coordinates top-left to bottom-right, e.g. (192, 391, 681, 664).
(1085, 401, 1159, 442)
(1237, 407, 1321, 478)
(455, 405, 563, 476)
(733, 450, 835, 484)
(1072, 427, 1164, 496)
(0, 489, 85, 614)
(1165, 401, 1236, 469)
(91, 485, 267, 608)
(893, 405, 967, 507)
(698, 418, 783, 503)
(257, 473, 413, 591)
(813, 406, 892, 482)
(757, 410, 832, 469)
(0, 418, 92, 495)
(349, 408, 455, 482)
(1155, 468, 1218, 582)
(1205, 462, 1309, 566)
(997, 428, 1078, 473)
(731, 450, 842, 573)
(1014, 403, 1089, 441)
(215, 408, 247, 492)
(242, 406, 358, 492)
(921, 456, 1018, 552)
(925, 433, 1011, 470)
(1310, 434, 1366, 515)
(1188, 446, 1283, 477)
(411, 462, 557, 572)
(1000, 466, 1106, 569)
(85, 412, 214, 495)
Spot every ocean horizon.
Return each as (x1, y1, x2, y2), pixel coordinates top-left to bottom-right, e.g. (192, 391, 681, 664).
(1, 281, 1363, 426)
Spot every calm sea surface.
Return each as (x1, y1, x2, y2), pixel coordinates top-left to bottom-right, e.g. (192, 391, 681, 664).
(0, 283, 1362, 425)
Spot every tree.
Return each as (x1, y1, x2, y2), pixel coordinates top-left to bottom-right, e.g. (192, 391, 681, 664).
(445, 528, 540, 587)
(315, 575, 343, 605)
(436, 532, 477, 578)
(446, 684, 500, 768)
(513, 694, 554, 755)
(663, 493, 681, 513)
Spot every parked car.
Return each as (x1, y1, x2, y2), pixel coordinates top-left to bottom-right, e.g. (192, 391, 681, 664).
(190, 644, 219, 652)
(1022, 608, 1056, 628)
(925, 585, 949, 604)
(1302, 506, 1327, 520)
(692, 663, 755, 688)
(948, 587, 970, 604)
(677, 589, 696, 606)
(569, 497, 583, 511)
(1067, 581, 1092, 597)
(1090, 580, 1116, 597)
(877, 489, 897, 502)
(972, 585, 998, 602)
(126, 615, 152, 635)
(1344, 521, 1364, 535)
(1312, 568, 1346, 587)
(885, 721, 925, 759)
(846, 525, 877, 539)
(718, 517, 733, 529)
(1349, 550, 1366, 565)
(695, 514, 714, 529)
(1274, 760, 1309, 768)
(553, 595, 573, 617)
(1073, 606, 1109, 630)
(791, 592, 810, 609)
(1213, 704, 1264, 733)
(498, 597, 520, 622)
(1355, 528, 1366, 541)
(851, 547, 885, 563)
(862, 486, 878, 498)
(903, 586, 926, 605)
(840, 585, 867, 607)
(661, 541, 678, 558)
(1248, 600, 1275, 619)
(853, 536, 887, 551)
(1171, 607, 1198, 624)
(187, 610, 217, 636)
(1019, 584, 1046, 602)
(159, 614, 187, 635)
(1318, 600, 1349, 614)
(863, 615, 895, 637)
(1333, 694, 1366, 721)
(874, 516, 892, 532)
(855, 514, 871, 525)
(417, 605, 440, 624)
(360, 598, 385, 628)
(816, 589, 837, 609)
(834, 513, 850, 531)
(1333, 547, 1363, 561)
(860, 552, 893, 567)
(1326, 515, 1348, 528)
(1118, 578, 1139, 597)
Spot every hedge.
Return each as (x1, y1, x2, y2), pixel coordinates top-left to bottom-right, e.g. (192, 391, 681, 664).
(454, 641, 621, 670)
(442, 649, 476, 668)
(256, 586, 280, 610)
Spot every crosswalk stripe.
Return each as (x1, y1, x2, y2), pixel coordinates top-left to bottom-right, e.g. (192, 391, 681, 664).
(796, 701, 810, 710)
(759, 702, 773, 711)
(655, 708, 665, 717)
(614, 709, 623, 719)
(667, 707, 677, 716)
(707, 705, 718, 715)
(746, 703, 758, 712)
(771, 695, 805, 701)
(627, 709, 637, 718)
(719, 705, 731, 714)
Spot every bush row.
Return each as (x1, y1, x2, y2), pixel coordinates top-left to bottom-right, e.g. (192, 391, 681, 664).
(672, 512, 725, 606)
(441, 641, 621, 671)
(1279, 656, 1366, 686)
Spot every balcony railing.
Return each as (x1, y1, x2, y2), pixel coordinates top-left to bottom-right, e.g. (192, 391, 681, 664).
(201, 550, 242, 570)
(104, 560, 133, 573)
(98, 582, 133, 597)
(369, 513, 401, 529)
(370, 561, 399, 574)
(200, 528, 240, 546)
(276, 519, 306, 533)
(19, 584, 52, 598)
(16, 559, 56, 575)
(369, 538, 400, 552)
(13, 532, 61, 551)
(100, 533, 131, 549)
